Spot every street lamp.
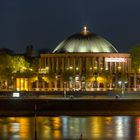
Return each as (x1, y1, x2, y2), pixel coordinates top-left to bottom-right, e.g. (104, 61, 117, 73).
(118, 81, 124, 94)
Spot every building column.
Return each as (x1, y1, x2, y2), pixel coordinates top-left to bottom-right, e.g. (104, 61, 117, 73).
(62, 57, 64, 73)
(60, 79, 63, 91)
(42, 81, 45, 91)
(36, 81, 39, 90)
(134, 73, 137, 91)
(80, 57, 82, 74)
(48, 81, 51, 91)
(128, 74, 131, 90)
(54, 80, 57, 91)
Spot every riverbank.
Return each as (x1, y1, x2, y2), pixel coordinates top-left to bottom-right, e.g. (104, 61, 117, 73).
(0, 98, 140, 116)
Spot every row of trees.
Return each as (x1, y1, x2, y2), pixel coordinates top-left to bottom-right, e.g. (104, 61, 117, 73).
(0, 53, 38, 88)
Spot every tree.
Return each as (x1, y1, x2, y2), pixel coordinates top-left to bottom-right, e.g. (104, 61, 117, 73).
(101, 70, 113, 89)
(11, 56, 30, 74)
(130, 44, 140, 72)
(130, 44, 140, 89)
(0, 54, 12, 79)
(0, 53, 36, 89)
(10, 55, 37, 79)
(0, 54, 13, 89)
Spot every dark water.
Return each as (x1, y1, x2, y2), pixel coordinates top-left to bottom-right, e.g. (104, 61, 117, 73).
(0, 116, 140, 140)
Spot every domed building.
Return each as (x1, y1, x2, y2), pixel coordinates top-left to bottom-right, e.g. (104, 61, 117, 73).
(38, 27, 131, 91)
(53, 27, 118, 53)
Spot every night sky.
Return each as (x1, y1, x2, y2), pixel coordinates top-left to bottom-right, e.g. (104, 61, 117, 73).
(0, 0, 140, 53)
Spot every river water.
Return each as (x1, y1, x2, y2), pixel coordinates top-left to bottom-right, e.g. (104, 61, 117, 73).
(0, 116, 139, 140)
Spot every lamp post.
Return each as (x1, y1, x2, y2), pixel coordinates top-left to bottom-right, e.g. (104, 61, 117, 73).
(122, 82, 125, 94)
(118, 80, 124, 94)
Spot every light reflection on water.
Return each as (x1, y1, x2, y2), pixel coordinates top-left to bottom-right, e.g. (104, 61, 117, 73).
(0, 116, 139, 139)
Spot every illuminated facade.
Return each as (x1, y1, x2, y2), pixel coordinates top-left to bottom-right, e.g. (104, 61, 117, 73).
(38, 27, 131, 91)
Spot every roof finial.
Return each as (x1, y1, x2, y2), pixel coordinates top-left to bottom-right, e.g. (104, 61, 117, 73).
(84, 26, 87, 32)
(82, 25, 88, 35)
(83, 26, 87, 32)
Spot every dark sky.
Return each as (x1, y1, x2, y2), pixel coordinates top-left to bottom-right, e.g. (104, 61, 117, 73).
(0, 0, 140, 53)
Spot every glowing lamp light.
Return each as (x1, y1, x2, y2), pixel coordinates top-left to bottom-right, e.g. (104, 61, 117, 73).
(75, 76, 79, 81)
(69, 66, 73, 70)
(100, 67, 103, 70)
(118, 81, 122, 85)
(105, 67, 108, 70)
(76, 67, 79, 70)
(84, 26, 87, 32)
(46, 66, 49, 70)
(94, 66, 97, 70)
(118, 66, 121, 69)
(13, 92, 20, 97)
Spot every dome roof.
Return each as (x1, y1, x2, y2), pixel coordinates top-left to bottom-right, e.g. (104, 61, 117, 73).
(53, 27, 118, 53)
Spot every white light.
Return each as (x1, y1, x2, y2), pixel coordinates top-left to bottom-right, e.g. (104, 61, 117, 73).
(105, 58, 127, 62)
(118, 81, 122, 85)
(94, 66, 97, 70)
(46, 66, 49, 70)
(75, 76, 79, 81)
(84, 26, 87, 32)
(69, 66, 73, 69)
(16, 88, 20, 91)
(76, 67, 79, 70)
(82, 26, 88, 34)
(105, 67, 108, 70)
(13, 92, 20, 97)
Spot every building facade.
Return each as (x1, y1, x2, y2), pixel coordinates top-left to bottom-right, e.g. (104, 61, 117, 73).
(39, 53, 131, 91)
